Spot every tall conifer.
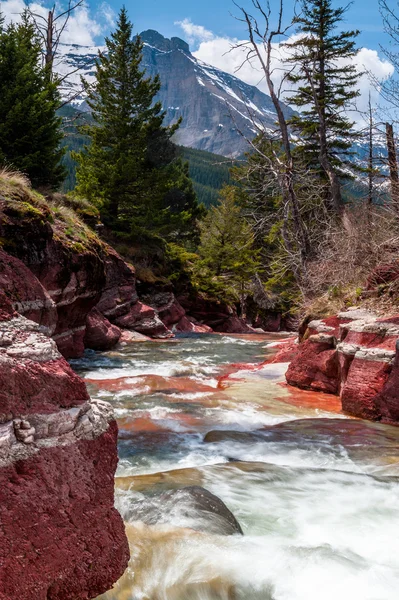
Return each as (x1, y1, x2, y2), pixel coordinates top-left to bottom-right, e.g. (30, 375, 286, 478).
(74, 7, 201, 240)
(0, 14, 65, 188)
(286, 0, 361, 209)
(196, 186, 260, 308)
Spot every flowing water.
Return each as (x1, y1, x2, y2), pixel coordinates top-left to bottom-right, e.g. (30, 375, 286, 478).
(71, 333, 399, 600)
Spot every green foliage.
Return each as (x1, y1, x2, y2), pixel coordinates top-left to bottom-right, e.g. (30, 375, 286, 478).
(178, 146, 234, 207)
(60, 118, 234, 208)
(46, 191, 100, 225)
(73, 8, 201, 245)
(286, 0, 361, 174)
(229, 136, 316, 313)
(0, 13, 65, 188)
(194, 186, 261, 303)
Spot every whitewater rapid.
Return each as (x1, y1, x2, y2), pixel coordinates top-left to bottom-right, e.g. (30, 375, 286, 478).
(71, 333, 399, 600)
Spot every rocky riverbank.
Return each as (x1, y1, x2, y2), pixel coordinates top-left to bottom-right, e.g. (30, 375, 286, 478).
(282, 308, 399, 424)
(0, 291, 130, 599)
(0, 187, 258, 361)
(0, 181, 260, 598)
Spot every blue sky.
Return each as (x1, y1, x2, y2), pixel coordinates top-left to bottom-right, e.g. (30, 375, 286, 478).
(112, 0, 385, 53)
(0, 0, 390, 52)
(0, 0, 395, 118)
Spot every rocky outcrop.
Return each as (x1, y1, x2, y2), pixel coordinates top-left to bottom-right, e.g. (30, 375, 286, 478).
(1, 193, 263, 354)
(0, 310, 129, 599)
(286, 309, 399, 423)
(0, 196, 172, 356)
(177, 294, 254, 333)
(174, 315, 213, 333)
(84, 308, 122, 351)
(114, 301, 173, 338)
(124, 485, 243, 536)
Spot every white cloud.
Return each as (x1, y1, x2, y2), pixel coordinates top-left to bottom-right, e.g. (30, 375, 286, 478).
(175, 18, 215, 45)
(0, 0, 114, 46)
(177, 19, 394, 124)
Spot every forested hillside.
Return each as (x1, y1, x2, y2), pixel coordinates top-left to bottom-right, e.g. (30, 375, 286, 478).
(178, 147, 234, 208)
(60, 111, 234, 207)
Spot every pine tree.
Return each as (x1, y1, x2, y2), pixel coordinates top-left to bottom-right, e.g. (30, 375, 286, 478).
(74, 7, 201, 241)
(286, 0, 361, 210)
(195, 186, 261, 307)
(0, 14, 65, 188)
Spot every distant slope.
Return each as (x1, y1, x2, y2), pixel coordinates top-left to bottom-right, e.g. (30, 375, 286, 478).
(178, 146, 234, 207)
(57, 30, 294, 158)
(59, 108, 234, 207)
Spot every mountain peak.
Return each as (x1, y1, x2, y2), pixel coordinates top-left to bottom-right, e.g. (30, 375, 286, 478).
(140, 30, 190, 54)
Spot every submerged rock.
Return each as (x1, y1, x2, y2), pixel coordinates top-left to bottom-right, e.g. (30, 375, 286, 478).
(124, 485, 243, 536)
(204, 430, 265, 444)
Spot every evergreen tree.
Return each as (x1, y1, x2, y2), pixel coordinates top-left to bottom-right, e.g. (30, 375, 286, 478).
(195, 186, 261, 307)
(74, 7, 201, 241)
(0, 14, 65, 188)
(286, 0, 361, 209)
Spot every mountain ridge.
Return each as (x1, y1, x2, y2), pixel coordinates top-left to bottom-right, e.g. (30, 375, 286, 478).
(58, 29, 294, 157)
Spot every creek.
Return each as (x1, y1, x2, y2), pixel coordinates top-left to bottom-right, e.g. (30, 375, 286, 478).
(71, 333, 399, 600)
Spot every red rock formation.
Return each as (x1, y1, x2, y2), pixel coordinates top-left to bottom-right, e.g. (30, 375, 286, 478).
(114, 301, 173, 338)
(178, 294, 254, 333)
(0, 313, 129, 598)
(84, 308, 122, 351)
(0, 249, 57, 334)
(286, 309, 399, 423)
(0, 197, 172, 355)
(375, 340, 399, 422)
(175, 315, 213, 333)
(214, 315, 257, 334)
(269, 338, 299, 364)
(286, 334, 339, 394)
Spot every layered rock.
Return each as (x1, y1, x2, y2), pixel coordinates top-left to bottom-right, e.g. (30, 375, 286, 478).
(114, 301, 173, 338)
(0, 196, 168, 356)
(178, 294, 254, 333)
(286, 309, 399, 422)
(84, 308, 122, 351)
(0, 312, 129, 599)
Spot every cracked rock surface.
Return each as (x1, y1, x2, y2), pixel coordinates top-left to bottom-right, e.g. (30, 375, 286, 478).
(286, 309, 399, 422)
(0, 308, 129, 599)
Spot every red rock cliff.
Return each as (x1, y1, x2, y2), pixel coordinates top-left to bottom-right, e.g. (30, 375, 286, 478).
(286, 309, 399, 423)
(0, 292, 129, 599)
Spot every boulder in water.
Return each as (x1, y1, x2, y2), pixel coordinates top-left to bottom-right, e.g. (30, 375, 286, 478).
(84, 308, 121, 350)
(125, 485, 243, 536)
(204, 430, 265, 444)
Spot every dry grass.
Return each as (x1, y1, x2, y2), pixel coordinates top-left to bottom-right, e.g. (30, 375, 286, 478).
(0, 166, 31, 188)
(301, 204, 399, 317)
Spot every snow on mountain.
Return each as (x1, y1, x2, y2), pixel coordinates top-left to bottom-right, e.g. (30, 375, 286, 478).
(57, 30, 295, 157)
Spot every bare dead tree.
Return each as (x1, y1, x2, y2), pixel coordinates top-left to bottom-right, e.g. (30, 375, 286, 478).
(367, 94, 374, 210)
(26, 0, 84, 78)
(386, 122, 399, 214)
(378, 0, 399, 112)
(232, 0, 311, 268)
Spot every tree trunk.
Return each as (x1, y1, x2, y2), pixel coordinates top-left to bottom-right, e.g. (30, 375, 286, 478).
(45, 10, 54, 72)
(367, 97, 374, 210)
(264, 66, 311, 261)
(386, 122, 399, 214)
